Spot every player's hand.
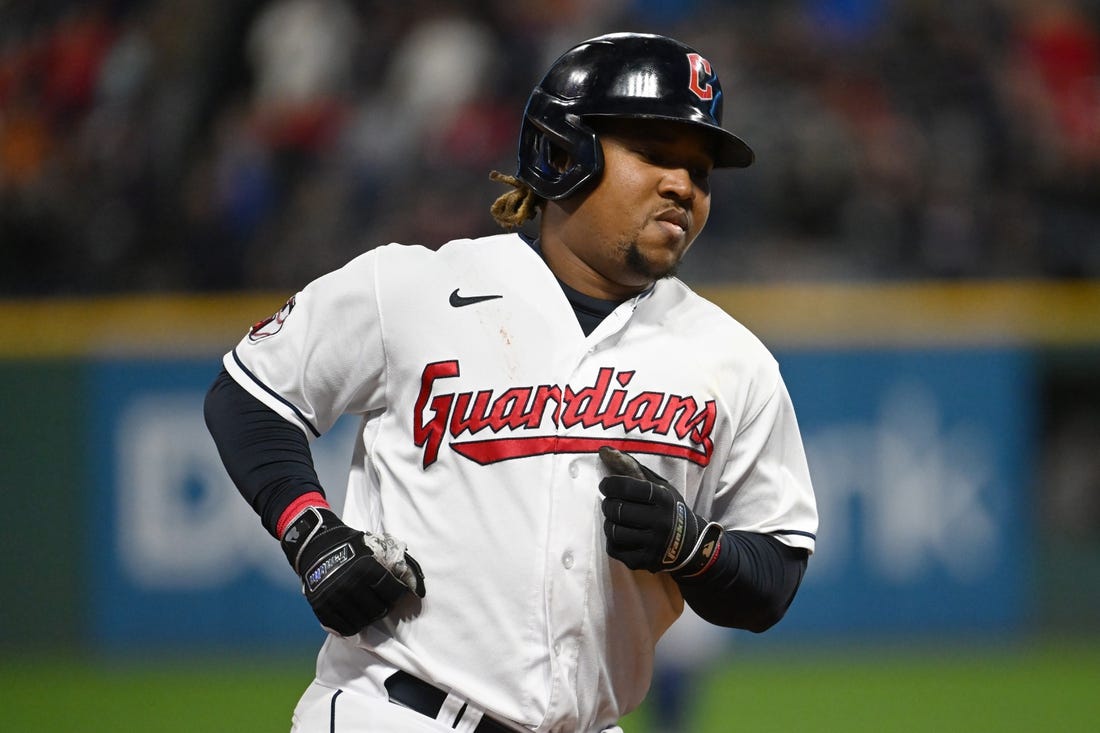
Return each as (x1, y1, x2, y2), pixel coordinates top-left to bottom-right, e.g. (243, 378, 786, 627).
(598, 447, 723, 577)
(280, 507, 426, 636)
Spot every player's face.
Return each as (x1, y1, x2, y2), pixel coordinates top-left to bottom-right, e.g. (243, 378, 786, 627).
(542, 118, 714, 300)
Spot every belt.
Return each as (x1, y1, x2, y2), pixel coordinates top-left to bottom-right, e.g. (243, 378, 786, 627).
(384, 671, 515, 733)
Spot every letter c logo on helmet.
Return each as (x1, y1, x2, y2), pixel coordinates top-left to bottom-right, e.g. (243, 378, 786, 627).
(686, 53, 714, 101)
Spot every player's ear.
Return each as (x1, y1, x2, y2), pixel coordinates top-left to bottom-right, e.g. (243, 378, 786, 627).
(547, 142, 573, 173)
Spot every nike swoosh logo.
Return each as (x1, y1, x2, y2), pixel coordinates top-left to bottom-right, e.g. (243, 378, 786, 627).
(449, 289, 503, 307)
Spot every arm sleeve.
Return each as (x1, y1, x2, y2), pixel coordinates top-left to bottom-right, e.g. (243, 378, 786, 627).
(204, 367, 325, 538)
(677, 530, 808, 632)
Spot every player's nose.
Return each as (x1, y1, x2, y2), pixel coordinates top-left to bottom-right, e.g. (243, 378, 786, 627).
(657, 166, 697, 203)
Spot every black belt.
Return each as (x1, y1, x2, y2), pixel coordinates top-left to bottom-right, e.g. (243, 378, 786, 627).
(384, 671, 515, 733)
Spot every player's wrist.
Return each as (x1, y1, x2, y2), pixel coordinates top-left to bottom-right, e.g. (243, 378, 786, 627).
(279, 503, 342, 573)
(670, 522, 724, 580)
(276, 491, 332, 540)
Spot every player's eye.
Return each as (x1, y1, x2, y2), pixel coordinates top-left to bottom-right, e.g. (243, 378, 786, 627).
(640, 148, 681, 170)
(632, 145, 661, 164)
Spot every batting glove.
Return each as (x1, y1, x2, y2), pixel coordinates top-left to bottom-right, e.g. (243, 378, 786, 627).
(280, 507, 426, 636)
(598, 447, 723, 578)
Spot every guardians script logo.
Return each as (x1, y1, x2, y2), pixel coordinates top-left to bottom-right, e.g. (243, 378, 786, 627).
(413, 360, 716, 468)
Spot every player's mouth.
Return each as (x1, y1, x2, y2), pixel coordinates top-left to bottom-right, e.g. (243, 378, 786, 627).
(653, 208, 690, 238)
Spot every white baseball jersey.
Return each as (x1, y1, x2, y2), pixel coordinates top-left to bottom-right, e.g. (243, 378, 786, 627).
(225, 232, 817, 732)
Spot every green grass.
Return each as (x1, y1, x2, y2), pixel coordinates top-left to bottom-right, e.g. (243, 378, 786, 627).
(3, 640, 1098, 732)
(1, 653, 315, 732)
(637, 639, 1100, 733)
(699, 638, 1100, 730)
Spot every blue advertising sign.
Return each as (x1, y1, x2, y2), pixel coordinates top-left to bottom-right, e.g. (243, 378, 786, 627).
(88, 358, 356, 649)
(87, 348, 1035, 649)
(773, 347, 1035, 637)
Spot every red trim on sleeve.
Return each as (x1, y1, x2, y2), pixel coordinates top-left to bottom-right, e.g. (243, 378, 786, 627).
(276, 492, 331, 538)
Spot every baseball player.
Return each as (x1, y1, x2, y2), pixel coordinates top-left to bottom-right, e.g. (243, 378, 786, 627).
(205, 32, 817, 733)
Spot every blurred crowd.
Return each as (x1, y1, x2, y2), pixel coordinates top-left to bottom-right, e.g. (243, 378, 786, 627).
(1, 0, 1099, 295)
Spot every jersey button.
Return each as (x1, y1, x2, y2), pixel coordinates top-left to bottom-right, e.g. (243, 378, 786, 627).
(568, 461, 580, 478)
(562, 551, 574, 569)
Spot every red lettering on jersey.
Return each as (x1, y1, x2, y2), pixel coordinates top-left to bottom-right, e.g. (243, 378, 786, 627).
(412, 362, 716, 468)
(452, 436, 711, 466)
(449, 390, 495, 436)
(413, 360, 460, 467)
(687, 53, 714, 101)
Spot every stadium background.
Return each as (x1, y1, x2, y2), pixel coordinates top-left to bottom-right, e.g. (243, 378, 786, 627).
(2, 1, 1099, 731)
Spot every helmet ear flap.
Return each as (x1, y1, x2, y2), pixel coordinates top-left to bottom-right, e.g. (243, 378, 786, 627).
(518, 93, 603, 200)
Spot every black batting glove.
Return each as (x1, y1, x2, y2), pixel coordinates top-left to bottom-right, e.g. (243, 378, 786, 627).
(280, 507, 426, 636)
(598, 446, 723, 578)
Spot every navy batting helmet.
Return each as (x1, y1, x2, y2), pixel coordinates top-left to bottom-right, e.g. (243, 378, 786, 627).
(515, 32, 754, 201)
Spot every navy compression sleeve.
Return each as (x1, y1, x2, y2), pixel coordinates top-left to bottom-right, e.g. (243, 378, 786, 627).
(203, 368, 325, 537)
(677, 531, 808, 632)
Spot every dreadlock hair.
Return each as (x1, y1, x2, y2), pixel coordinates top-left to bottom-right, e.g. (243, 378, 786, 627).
(489, 171, 543, 230)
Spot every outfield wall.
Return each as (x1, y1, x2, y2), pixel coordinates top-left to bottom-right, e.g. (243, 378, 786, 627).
(2, 281, 1098, 650)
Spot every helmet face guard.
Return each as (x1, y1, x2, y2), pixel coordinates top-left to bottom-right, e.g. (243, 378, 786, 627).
(516, 33, 755, 201)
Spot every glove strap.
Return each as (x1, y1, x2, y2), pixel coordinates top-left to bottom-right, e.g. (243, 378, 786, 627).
(669, 522, 724, 578)
(280, 506, 339, 572)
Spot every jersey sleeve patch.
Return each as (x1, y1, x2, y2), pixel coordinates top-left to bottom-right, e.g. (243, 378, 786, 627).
(248, 295, 296, 342)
